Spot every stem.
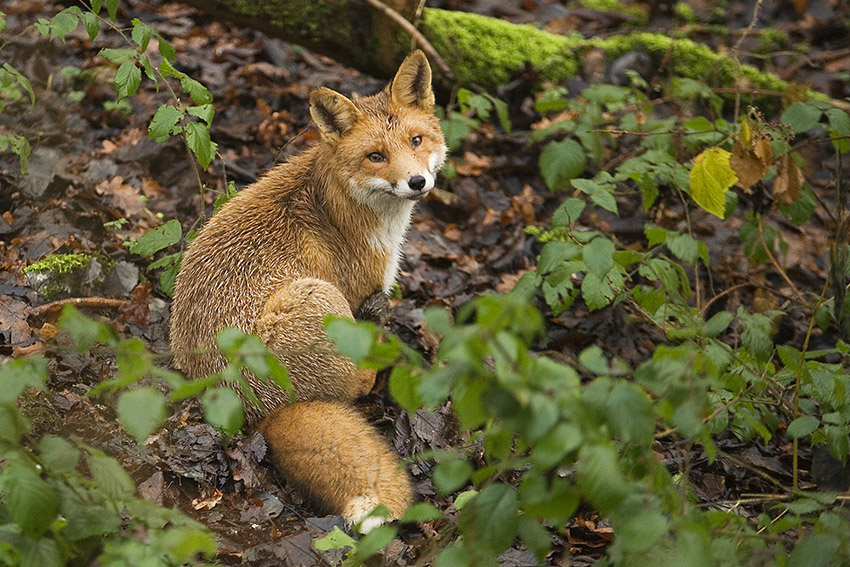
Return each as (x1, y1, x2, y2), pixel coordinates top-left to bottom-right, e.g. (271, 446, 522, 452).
(791, 278, 829, 492)
(756, 214, 807, 306)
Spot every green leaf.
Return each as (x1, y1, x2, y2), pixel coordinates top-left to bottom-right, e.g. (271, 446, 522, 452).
(786, 415, 819, 439)
(787, 534, 840, 567)
(114, 60, 141, 99)
(314, 525, 356, 551)
(0, 356, 48, 403)
(583, 237, 615, 276)
(351, 525, 397, 561)
(518, 516, 551, 561)
(645, 225, 670, 247)
(705, 311, 734, 337)
(667, 232, 700, 265)
(187, 103, 215, 124)
(325, 317, 375, 364)
(578, 445, 629, 513)
(572, 177, 618, 214)
(615, 507, 668, 554)
(532, 422, 582, 470)
(454, 489, 478, 510)
(148, 251, 182, 297)
(539, 139, 586, 190)
(20, 537, 62, 567)
(148, 104, 183, 142)
(185, 121, 217, 169)
(580, 345, 609, 375)
(180, 76, 212, 104)
(81, 11, 98, 40)
(37, 435, 80, 475)
(88, 454, 135, 499)
(5, 464, 58, 537)
(158, 37, 176, 62)
(538, 241, 578, 274)
(466, 484, 519, 555)
(50, 9, 78, 42)
(433, 458, 473, 495)
(435, 544, 470, 567)
(690, 147, 737, 218)
(131, 19, 153, 51)
(125, 219, 182, 257)
(106, 0, 118, 21)
(201, 387, 244, 435)
(781, 102, 823, 134)
(58, 305, 114, 351)
(2, 63, 35, 105)
(552, 197, 585, 226)
(117, 387, 167, 443)
(606, 381, 654, 444)
(581, 271, 615, 311)
(389, 366, 421, 414)
(401, 502, 443, 522)
(98, 48, 137, 64)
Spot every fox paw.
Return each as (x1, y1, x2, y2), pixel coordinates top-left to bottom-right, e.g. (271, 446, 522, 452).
(354, 291, 390, 327)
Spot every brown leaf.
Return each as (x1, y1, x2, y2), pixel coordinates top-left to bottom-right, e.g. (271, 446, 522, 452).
(730, 121, 772, 191)
(773, 153, 804, 205)
(95, 176, 147, 219)
(453, 151, 493, 177)
(115, 282, 152, 331)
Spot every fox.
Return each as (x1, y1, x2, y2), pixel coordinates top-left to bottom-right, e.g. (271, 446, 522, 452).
(169, 50, 447, 530)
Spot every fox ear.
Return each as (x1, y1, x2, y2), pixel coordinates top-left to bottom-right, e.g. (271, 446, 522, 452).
(310, 87, 362, 140)
(389, 50, 435, 111)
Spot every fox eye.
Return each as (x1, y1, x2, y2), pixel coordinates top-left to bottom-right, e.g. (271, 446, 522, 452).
(367, 152, 386, 163)
(411, 135, 422, 148)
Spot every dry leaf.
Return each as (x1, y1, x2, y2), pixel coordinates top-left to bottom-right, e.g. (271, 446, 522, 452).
(730, 120, 773, 191)
(95, 176, 147, 219)
(773, 153, 804, 205)
(453, 151, 493, 176)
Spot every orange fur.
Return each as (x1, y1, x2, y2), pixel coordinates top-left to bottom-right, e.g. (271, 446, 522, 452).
(169, 51, 446, 526)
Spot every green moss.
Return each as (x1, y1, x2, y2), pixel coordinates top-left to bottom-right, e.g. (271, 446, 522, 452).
(422, 8, 581, 87)
(673, 2, 696, 23)
(591, 33, 789, 92)
(576, 0, 648, 25)
(23, 253, 91, 275)
(23, 253, 100, 301)
(421, 8, 802, 102)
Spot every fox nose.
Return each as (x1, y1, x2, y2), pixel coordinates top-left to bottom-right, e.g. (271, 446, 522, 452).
(409, 175, 426, 191)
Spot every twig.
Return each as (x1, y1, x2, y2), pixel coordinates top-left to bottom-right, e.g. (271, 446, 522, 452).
(31, 297, 127, 319)
(730, 0, 765, 122)
(756, 214, 807, 306)
(791, 279, 829, 493)
(362, 0, 454, 80)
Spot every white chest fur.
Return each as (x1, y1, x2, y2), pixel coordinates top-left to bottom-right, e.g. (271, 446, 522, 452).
(369, 200, 414, 292)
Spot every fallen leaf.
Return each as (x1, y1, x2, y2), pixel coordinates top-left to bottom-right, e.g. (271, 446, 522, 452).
(453, 151, 493, 176)
(95, 176, 148, 219)
(192, 486, 223, 510)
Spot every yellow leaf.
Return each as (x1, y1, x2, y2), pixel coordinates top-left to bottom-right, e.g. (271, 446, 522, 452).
(690, 147, 737, 218)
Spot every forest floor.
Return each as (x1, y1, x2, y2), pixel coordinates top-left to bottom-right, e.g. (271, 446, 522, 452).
(2, 0, 850, 565)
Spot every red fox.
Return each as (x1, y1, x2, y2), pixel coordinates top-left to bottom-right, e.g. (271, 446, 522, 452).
(169, 51, 446, 530)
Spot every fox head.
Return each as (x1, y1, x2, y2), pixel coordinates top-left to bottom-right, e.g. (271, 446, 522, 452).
(309, 51, 447, 209)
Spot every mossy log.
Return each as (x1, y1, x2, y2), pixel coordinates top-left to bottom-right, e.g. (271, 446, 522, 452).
(185, 0, 803, 98)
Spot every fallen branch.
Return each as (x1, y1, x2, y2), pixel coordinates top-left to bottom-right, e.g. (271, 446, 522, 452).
(31, 297, 127, 319)
(363, 0, 454, 80)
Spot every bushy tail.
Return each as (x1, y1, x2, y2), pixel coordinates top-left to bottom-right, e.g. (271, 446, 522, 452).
(258, 400, 412, 529)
